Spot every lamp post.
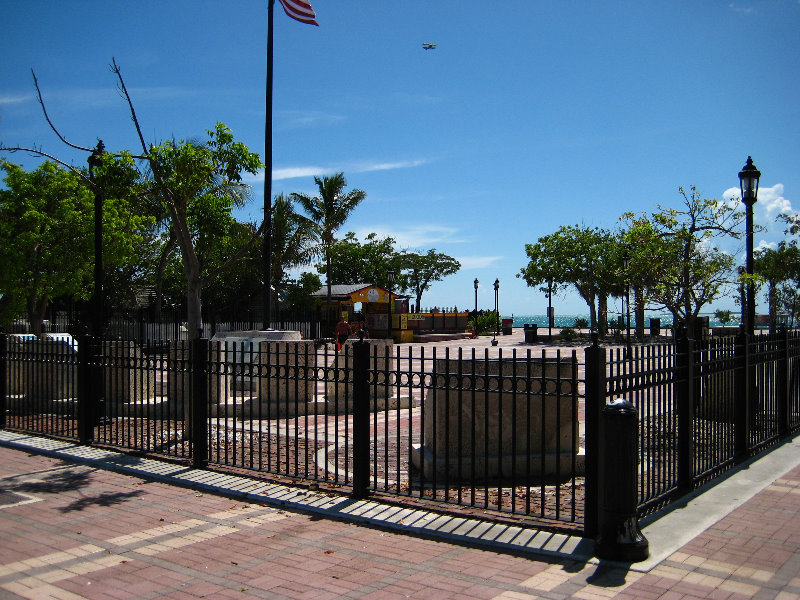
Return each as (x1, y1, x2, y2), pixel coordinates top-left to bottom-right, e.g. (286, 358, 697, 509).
(473, 278, 479, 313)
(739, 157, 761, 336)
(623, 251, 632, 357)
(87, 140, 106, 338)
(547, 278, 553, 341)
(737, 266, 746, 329)
(491, 278, 499, 346)
(387, 270, 395, 340)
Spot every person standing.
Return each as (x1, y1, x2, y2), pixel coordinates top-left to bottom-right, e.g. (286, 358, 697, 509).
(336, 317, 350, 351)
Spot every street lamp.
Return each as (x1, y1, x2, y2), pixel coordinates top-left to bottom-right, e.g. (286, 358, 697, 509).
(387, 270, 395, 340)
(623, 251, 632, 357)
(739, 156, 761, 336)
(491, 278, 499, 346)
(473, 278, 479, 313)
(87, 140, 106, 338)
(547, 278, 553, 341)
(737, 266, 746, 329)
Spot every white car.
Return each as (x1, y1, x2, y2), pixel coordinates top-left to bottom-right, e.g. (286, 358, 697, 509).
(42, 332, 78, 352)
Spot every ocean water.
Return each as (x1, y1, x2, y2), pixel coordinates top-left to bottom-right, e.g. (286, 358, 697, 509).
(507, 315, 734, 328)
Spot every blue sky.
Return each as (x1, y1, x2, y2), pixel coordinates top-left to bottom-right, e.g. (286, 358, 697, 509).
(2, 1, 799, 317)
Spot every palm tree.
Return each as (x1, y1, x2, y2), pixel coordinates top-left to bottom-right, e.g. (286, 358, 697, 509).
(291, 173, 366, 333)
(270, 193, 316, 314)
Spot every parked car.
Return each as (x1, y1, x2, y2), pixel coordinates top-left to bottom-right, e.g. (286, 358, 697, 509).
(42, 332, 78, 352)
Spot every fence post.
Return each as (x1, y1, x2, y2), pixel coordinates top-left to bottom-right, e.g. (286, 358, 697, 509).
(584, 332, 605, 538)
(676, 332, 695, 493)
(595, 399, 649, 562)
(778, 327, 790, 438)
(734, 332, 750, 462)
(77, 335, 93, 444)
(191, 337, 209, 469)
(0, 334, 7, 429)
(351, 339, 371, 499)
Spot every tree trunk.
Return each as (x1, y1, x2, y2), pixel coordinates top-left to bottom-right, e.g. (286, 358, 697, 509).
(634, 287, 645, 339)
(597, 295, 608, 337)
(27, 296, 47, 338)
(585, 294, 597, 332)
(153, 231, 178, 322)
(768, 280, 778, 332)
(181, 252, 203, 340)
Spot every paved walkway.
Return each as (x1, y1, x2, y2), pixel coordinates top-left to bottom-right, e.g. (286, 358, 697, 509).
(0, 428, 799, 599)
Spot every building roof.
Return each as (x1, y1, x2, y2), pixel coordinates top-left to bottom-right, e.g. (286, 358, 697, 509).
(310, 284, 375, 298)
(310, 284, 409, 301)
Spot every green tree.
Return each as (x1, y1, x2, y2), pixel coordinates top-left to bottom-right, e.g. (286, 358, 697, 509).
(622, 187, 742, 333)
(283, 272, 322, 316)
(0, 159, 151, 335)
(291, 173, 366, 331)
(714, 309, 736, 326)
(754, 241, 800, 331)
(270, 193, 317, 304)
(319, 232, 400, 289)
(197, 220, 264, 316)
(519, 224, 616, 331)
(141, 124, 263, 337)
(401, 249, 461, 310)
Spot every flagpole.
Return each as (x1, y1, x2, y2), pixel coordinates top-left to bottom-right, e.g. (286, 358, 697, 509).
(264, 0, 275, 329)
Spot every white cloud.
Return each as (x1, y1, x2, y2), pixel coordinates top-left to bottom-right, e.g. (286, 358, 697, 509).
(352, 159, 428, 173)
(456, 255, 504, 269)
(729, 3, 756, 15)
(756, 239, 777, 252)
(758, 183, 790, 217)
(0, 93, 33, 105)
(259, 158, 429, 182)
(276, 110, 345, 129)
(351, 224, 462, 249)
(272, 166, 329, 181)
(723, 182, 791, 221)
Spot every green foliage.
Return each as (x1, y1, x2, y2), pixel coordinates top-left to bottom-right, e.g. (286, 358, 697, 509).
(318, 232, 399, 288)
(754, 241, 800, 329)
(574, 317, 589, 329)
(518, 224, 616, 329)
(0, 159, 151, 332)
(283, 272, 322, 314)
(401, 249, 461, 309)
(143, 123, 263, 335)
(619, 187, 741, 330)
(291, 172, 367, 279)
(469, 310, 499, 335)
(270, 194, 316, 297)
(559, 327, 577, 341)
(713, 309, 736, 326)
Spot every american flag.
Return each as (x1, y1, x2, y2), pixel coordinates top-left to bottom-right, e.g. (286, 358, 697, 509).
(278, 0, 318, 26)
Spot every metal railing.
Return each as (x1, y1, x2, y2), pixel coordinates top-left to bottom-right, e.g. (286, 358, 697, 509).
(598, 330, 800, 520)
(4, 329, 800, 538)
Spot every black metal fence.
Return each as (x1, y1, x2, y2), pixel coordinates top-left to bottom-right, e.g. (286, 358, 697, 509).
(3, 330, 800, 538)
(11, 310, 322, 345)
(600, 330, 800, 520)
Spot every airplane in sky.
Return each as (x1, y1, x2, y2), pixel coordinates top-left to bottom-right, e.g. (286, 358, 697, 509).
(422, 42, 437, 50)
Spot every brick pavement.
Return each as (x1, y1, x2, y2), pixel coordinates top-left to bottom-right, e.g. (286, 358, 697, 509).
(1, 432, 799, 599)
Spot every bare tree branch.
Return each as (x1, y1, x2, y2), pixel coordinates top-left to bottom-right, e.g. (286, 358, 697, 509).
(30, 69, 95, 153)
(0, 144, 95, 187)
(109, 58, 149, 155)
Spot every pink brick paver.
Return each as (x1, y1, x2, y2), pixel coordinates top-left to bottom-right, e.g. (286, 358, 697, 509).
(1, 440, 799, 599)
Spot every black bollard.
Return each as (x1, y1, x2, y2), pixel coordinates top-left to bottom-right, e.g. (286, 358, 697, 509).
(351, 339, 370, 499)
(595, 398, 649, 562)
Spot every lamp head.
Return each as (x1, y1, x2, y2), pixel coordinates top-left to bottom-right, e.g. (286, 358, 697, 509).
(738, 156, 761, 203)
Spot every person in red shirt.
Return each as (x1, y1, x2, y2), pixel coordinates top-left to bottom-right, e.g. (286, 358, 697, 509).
(336, 317, 350, 351)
